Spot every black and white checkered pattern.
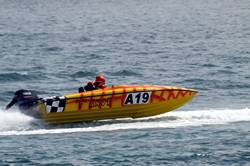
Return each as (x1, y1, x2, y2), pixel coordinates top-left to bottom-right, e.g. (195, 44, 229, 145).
(43, 96, 66, 113)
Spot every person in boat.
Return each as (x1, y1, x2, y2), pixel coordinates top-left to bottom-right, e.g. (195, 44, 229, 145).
(5, 89, 39, 110)
(78, 74, 106, 92)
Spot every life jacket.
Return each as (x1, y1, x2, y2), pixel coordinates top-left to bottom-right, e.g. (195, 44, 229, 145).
(78, 81, 106, 93)
(93, 81, 106, 89)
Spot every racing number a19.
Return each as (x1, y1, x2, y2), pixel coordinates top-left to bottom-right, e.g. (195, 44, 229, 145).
(124, 92, 152, 105)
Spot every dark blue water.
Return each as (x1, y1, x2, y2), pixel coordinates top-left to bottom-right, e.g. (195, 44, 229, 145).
(0, 0, 250, 165)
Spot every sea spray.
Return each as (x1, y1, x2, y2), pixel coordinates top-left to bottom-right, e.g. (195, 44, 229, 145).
(0, 109, 34, 131)
(0, 108, 249, 136)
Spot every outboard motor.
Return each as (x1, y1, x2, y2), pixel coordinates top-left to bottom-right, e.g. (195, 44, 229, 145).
(6, 89, 41, 117)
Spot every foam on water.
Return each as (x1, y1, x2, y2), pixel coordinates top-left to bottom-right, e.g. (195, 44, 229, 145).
(0, 108, 249, 136)
(0, 109, 34, 131)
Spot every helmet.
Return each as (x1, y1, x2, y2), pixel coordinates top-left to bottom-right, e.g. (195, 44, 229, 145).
(95, 75, 105, 84)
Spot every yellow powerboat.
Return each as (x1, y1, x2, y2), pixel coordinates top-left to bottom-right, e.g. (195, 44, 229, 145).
(38, 85, 198, 123)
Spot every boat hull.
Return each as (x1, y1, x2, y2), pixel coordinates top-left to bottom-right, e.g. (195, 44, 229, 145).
(39, 85, 197, 123)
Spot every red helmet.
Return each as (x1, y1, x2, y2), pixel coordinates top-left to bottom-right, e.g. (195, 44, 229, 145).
(95, 75, 105, 84)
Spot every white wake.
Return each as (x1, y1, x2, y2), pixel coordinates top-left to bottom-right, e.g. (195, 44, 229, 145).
(0, 108, 249, 136)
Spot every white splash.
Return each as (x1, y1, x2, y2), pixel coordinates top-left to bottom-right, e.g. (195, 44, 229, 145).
(0, 109, 34, 131)
(0, 108, 249, 136)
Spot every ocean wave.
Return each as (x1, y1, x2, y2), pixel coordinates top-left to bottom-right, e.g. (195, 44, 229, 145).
(0, 72, 46, 82)
(208, 70, 237, 75)
(110, 70, 142, 76)
(85, 53, 106, 59)
(70, 71, 96, 78)
(0, 108, 249, 136)
(0, 32, 49, 37)
(43, 47, 63, 52)
(78, 36, 91, 42)
(201, 63, 218, 68)
(179, 78, 250, 91)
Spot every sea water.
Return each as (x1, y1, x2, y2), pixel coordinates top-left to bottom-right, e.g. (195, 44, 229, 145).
(0, 0, 250, 165)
